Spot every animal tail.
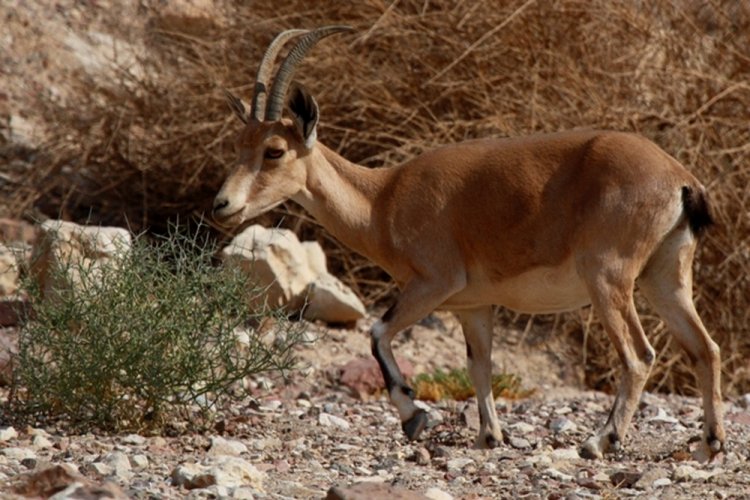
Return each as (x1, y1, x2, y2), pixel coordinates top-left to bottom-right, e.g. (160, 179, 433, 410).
(681, 185, 714, 236)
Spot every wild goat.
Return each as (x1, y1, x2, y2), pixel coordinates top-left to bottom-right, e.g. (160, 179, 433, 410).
(213, 26, 724, 459)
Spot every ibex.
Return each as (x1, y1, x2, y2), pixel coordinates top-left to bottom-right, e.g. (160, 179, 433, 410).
(213, 26, 724, 459)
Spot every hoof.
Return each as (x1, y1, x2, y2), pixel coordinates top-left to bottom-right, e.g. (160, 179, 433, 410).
(579, 437, 604, 460)
(402, 409, 428, 441)
(474, 433, 502, 449)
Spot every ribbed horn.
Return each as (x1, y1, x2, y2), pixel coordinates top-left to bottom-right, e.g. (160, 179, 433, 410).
(251, 29, 309, 121)
(265, 25, 353, 121)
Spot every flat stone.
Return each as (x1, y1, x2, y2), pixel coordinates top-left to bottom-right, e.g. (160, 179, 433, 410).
(509, 422, 535, 435)
(446, 457, 474, 472)
(31, 435, 53, 450)
(424, 487, 454, 500)
(610, 469, 642, 488)
(84, 462, 113, 477)
(672, 464, 723, 483)
(414, 447, 430, 466)
(653, 478, 672, 488)
(319, 413, 351, 430)
(509, 437, 531, 449)
(549, 417, 576, 433)
(2, 447, 36, 461)
(550, 447, 580, 461)
(326, 481, 427, 500)
(208, 436, 248, 457)
(647, 407, 679, 424)
(103, 451, 132, 480)
(121, 434, 147, 445)
(545, 467, 574, 482)
(634, 467, 670, 490)
(0, 427, 18, 442)
(130, 454, 149, 469)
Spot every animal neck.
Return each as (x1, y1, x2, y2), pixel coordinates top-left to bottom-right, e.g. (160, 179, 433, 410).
(292, 143, 388, 257)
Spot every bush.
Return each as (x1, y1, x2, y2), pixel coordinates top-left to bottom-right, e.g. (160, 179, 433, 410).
(10, 227, 304, 432)
(413, 368, 533, 402)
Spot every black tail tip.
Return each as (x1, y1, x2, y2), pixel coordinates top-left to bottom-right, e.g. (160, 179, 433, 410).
(682, 186, 714, 236)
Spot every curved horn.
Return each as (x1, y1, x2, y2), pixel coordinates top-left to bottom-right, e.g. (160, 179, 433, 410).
(251, 29, 309, 121)
(265, 25, 353, 121)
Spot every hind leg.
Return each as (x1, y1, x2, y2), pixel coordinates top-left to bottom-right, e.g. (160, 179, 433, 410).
(579, 267, 656, 459)
(639, 229, 725, 457)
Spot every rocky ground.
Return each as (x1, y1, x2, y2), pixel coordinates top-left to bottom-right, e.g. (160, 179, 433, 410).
(1, 313, 749, 499)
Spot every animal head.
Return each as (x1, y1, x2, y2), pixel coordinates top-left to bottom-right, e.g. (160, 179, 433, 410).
(213, 26, 351, 227)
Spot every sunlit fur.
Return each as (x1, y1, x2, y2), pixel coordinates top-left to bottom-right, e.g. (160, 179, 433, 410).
(214, 94, 723, 460)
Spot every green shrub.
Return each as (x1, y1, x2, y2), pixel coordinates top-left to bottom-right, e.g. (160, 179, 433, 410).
(10, 227, 303, 432)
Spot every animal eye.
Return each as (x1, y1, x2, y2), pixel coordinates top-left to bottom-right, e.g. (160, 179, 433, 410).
(264, 148, 284, 160)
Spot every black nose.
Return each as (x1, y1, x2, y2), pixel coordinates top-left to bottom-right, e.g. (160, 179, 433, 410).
(213, 198, 229, 214)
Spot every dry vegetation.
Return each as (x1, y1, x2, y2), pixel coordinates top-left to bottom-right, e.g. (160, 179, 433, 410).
(7, 0, 750, 395)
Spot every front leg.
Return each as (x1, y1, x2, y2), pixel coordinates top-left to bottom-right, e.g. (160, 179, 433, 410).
(457, 306, 504, 448)
(371, 275, 466, 441)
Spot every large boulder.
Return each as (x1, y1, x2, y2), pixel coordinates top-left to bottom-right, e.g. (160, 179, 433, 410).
(31, 220, 132, 299)
(220, 225, 365, 323)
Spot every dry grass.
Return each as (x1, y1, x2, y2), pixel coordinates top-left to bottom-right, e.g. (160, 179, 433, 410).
(10, 0, 750, 395)
(414, 368, 534, 402)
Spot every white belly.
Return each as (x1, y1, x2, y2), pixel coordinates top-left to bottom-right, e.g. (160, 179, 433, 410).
(444, 257, 591, 314)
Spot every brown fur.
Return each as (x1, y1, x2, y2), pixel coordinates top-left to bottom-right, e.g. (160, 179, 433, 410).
(214, 116, 723, 459)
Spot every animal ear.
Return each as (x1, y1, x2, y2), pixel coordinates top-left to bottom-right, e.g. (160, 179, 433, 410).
(287, 83, 319, 149)
(223, 89, 248, 124)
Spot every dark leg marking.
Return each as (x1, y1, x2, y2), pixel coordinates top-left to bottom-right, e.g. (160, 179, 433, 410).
(485, 434, 500, 449)
(382, 303, 397, 323)
(466, 343, 473, 360)
(371, 338, 399, 391)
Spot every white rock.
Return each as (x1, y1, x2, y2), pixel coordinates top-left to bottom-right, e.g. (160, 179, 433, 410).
(32, 435, 53, 450)
(85, 462, 113, 476)
(446, 457, 474, 472)
(302, 241, 327, 277)
(172, 456, 266, 492)
(130, 454, 149, 469)
(672, 464, 723, 483)
(232, 486, 260, 499)
(550, 447, 581, 461)
(122, 434, 147, 445)
(647, 407, 678, 424)
(33, 220, 131, 299)
(210, 456, 265, 490)
(104, 451, 132, 479)
(554, 406, 572, 415)
(1, 447, 35, 460)
(737, 393, 750, 409)
(425, 487, 454, 500)
(549, 417, 576, 433)
(171, 462, 207, 487)
(220, 225, 317, 309)
(510, 422, 535, 434)
(545, 467, 574, 482)
(220, 225, 364, 324)
(653, 478, 672, 487)
(318, 413, 351, 430)
(0, 427, 18, 442)
(302, 273, 366, 323)
(208, 436, 248, 457)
